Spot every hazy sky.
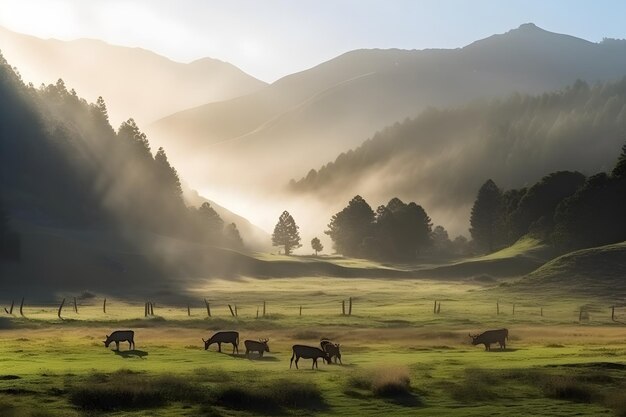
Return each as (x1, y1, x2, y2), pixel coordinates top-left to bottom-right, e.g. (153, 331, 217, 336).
(1, 0, 625, 82)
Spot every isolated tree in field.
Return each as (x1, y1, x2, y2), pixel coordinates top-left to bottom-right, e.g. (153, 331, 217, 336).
(272, 211, 301, 255)
(326, 195, 375, 257)
(311, 237, 323, 255)
(470, 179, 503, 253)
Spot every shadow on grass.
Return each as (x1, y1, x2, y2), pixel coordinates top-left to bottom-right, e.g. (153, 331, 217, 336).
(245, 355, 280, 362)
(114, 349, 149, 359)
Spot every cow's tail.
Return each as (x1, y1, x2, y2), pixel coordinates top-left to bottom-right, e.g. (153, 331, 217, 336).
(505, 328, 509, 340)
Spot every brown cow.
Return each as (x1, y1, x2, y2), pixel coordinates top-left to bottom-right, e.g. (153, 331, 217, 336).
(290, 345, 331, 369)
(244, 339, 270, 357)
(469, 328, 509, 351)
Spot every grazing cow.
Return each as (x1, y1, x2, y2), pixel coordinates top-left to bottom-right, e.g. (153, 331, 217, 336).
(103, 330, 135, 351)
(320, 339, 332, 350)
(469, 328, 509, 351)
(203, 331, 239, 354)
(290, 345, 331, 370)
(323, 343, 342, 364)
(244, 339, 270, 357)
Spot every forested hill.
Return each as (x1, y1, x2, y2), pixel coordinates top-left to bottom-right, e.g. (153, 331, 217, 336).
(291, 78, 626, 234)
(0, 52, 244, 293)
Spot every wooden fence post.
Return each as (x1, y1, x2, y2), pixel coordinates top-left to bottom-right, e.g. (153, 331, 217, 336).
(263, 301, 266, 317)
(228, 304, 235, 317)
(299, 306, 302, 316)
(103, 298, 106, 314)
(437, 302, 441, 314)
(187, 304, 191, 316)
(235, 305, 238, 317)
(433, 300, 437, 314)
(512, 304, 515, 316)
(342, 300, 345, 315)
(58, 298, 65, 320)
(256, 307, 259, 318)
(9, 300, 14, 315)
(579, 307, 583, 322)
(73, 297, 78, 314)
(19, 297, 24, 317)
(348, 297, 352, 316)
(204, 299, 211, 317)
(611, 305, 615, 321)
(496, 301, 500, 315)
(150, 302, 154, 315)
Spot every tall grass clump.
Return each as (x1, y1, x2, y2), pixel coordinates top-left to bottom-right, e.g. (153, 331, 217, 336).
(347, 367, 415, 398)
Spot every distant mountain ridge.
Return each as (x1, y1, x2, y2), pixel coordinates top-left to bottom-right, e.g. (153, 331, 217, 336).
(147, 24, 626, 211)
(0, 26, 266, 126)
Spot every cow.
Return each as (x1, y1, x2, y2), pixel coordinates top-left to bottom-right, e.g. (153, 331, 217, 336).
(320, 339, 342, 364)
(290, 345, 331, 370)
(203, 331, 239, 354)
(244, 339, 270, 357)
(103, 330, 135, 351)
(469, 328, 509, 351)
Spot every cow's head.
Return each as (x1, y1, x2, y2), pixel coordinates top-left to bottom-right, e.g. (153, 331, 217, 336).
(324, 352, 332, 364)
(468, 333, 480, 345)
(103, 335, 110, 348)
(260, 339, 270, 352)
(202, 338, 210, 350)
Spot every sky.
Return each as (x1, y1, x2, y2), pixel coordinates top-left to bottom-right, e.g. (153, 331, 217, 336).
(1, 0, 625, 82)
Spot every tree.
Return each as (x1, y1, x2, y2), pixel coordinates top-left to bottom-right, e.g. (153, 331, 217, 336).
(325, 195, 375, 257)
(311, 237, 323, 256)
(225, 223, 244, 249)
(117, 118, 152, 161)
(470, 179, 503, 253)
(272, 211, 301, 255)
(613, 142, 626, 178)
(198, 202, 224, 239)
(154, 147, 182, 197)
(431, 225, 452, 254)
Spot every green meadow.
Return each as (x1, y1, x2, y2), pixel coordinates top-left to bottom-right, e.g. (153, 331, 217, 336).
(1, 276, 626, 416)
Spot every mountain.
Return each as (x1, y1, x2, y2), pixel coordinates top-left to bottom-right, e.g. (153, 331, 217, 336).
(292, 78, 626, 235)
(147, 23, 626, 217)
(0, 26, 266, 126)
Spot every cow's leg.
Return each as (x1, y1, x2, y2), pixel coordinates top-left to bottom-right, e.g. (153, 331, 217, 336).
(217, 342, 222, 352)
(295, 356, 300, 369)
(260, 351, 264, 357)
(115, 341, 120, 351)
(245, 348, 249, 357)
(339, 356, 343, 365)
(128, 340, 132, 350)
(290, 353, 294, 368)
(312, 359, 316, 370)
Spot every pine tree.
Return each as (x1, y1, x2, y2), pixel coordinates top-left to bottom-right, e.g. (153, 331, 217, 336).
(272, 211, 301, 255)
(225, 222, 244, 249)
(613, 142, 626, 178)
(470, 179, 503, 253)
(198, 202, 224, 238)
(154, 147, 182, 197)
(325, 195, 375, 257)
(311, 237, 323, 256)
(117, 118, 152, 160)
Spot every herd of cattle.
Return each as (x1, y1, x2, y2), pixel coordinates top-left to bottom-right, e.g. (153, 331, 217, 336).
(103, 327, 508, 369)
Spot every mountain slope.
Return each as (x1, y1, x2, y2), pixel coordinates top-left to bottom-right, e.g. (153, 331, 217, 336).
(0, 26, 266, 126)
(148, 24, 626, 207)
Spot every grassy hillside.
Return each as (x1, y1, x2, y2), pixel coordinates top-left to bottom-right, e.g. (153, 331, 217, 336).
(511, 241, 626, 298)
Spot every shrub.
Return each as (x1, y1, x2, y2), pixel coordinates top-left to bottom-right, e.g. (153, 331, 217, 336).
(215, 379, 325, 411)
(540, 375, 595, 403)
(348, 367, 413, 398)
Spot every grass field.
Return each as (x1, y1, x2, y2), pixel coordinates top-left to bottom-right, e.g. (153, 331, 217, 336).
(1, 276, 626, 416)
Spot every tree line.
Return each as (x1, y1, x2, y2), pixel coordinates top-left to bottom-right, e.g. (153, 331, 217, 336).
(470, 143, 626, 252)
(0, 50, 243, 274)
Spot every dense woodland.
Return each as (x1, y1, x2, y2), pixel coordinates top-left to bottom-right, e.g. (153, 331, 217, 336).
(0, 51, 243, 271)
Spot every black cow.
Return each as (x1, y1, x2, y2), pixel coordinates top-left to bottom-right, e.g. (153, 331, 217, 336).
(290, 345, 331, 370)
(104, 330, 135, 351)
(203, 331, 239, 353)
(469, 328, 509, 351)
(244, 339, 270, 357)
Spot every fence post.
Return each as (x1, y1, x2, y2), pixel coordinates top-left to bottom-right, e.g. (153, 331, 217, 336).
(497, 301, 500, 315)
(256, 307, 259, 318)
(9, 300, 14, 315)
(103, 298, 106, 314)
(205, 299, 211, 317)
(512, 304, 515, 316)
(540, 307, 543, 317)
(150, 302, 154, 316)
(263, 301, 266, 317)
(342, 300, 345, 315)
(437, 302, 441, 314)
(187, 304, 191, 316)
(433, 300, 437, 314)
(74, 297, 78, 314)
(58, 298, 65, 320)
(611, 305, 615, 321)
(348, 297, 352, 316)
(235, 305, 238, 317)
(299, 306, 302, 316)
(228, 304, 235, 317)
(19, 297, 24, 317)
(579, 307, 583, 322)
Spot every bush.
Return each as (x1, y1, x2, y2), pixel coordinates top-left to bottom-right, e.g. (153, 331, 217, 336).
(215, 379, 325, 411)
(348, 367, 413, 398)
(540, 375, 595, 403)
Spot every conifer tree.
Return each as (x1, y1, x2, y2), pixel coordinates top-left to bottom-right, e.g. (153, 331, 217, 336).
(272, 211, 301, 255)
